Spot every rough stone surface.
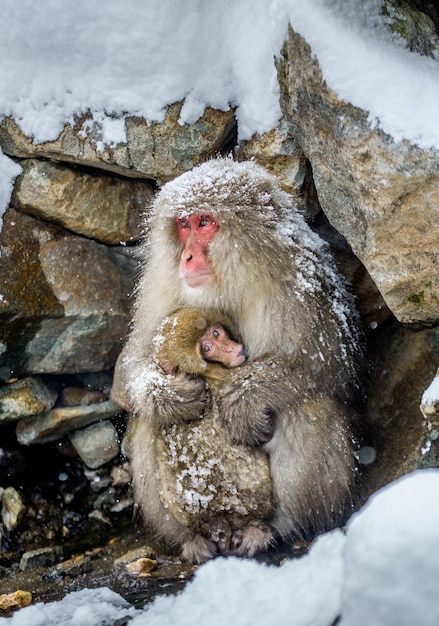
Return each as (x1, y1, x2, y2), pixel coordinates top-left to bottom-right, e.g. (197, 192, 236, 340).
(1, 487, 26, 532)
(0, 208, 135, 377)
(236, 121, 308, 196)
(69, 420, 120, 469)
(364, 322, 439, 494)
(383, 0, 439, 58)
(19, 547, 63, 571)
(0, 377, 57, 424)
(12, 159, 153, 244)
(0, 103, 237, 181)
(16, 399, 120, 445)
(0, 590, 32, 611)
(278, 25, 439, 327)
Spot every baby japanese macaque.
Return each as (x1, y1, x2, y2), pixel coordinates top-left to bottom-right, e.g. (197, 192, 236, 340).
(156, 307, 249, 379)
(128, 307, 273, 563)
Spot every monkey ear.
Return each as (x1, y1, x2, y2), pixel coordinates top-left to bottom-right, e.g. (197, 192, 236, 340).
(194, 343, 208, 371)
(194, 316, 208, 330)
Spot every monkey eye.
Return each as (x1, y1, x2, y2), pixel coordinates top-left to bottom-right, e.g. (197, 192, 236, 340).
(179, 219, 190, 228)
(201, 342, 212, 354)
(199, 217, 211, 227)
(211, 326, 221, 339)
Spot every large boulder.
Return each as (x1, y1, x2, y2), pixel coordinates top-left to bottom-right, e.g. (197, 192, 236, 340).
(0, 103, 237, 181)
(12, 159, 153, 244)
(0, 208, 135, 378)
(364, 321, 439, 493)
(277, 25, 439, 327)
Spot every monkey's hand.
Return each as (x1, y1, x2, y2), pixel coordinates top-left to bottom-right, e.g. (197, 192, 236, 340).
(216, 360, 286, 446)
(127, 359, 207, 426)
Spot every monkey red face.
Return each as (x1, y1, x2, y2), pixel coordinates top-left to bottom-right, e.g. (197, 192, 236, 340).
(199, 324, 248, 369)
(177, 214, 218, 288)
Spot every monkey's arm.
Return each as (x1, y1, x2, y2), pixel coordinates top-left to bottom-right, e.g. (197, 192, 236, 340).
(216, 359, 291, 446)
(123, 356, 207, 426)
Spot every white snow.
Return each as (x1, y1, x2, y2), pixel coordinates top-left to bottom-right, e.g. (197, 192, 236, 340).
(0, 587, 137, 626)
(340, 469, 439, 626)
(0, 149, 21, 231)
(1, 0, 439, 148)
(3, 470, 439, 626)
(1, 0, 439, 225)
(421, 371, 439, 409)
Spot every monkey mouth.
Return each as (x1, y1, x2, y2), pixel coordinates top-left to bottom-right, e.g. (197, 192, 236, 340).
(237, 349, 249, 365)
(225, 349, 248, 369)
(182, 273, 212, 288)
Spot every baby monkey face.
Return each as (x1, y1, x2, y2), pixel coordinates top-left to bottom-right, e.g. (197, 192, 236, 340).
(199, 324, 248, 368)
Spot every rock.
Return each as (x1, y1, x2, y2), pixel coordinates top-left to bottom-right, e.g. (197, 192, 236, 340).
(92, 487, 118, 511)
(0, 209, 135, 377)
(0, 590, 32, 611)
(111, 465, 131, 487)
(12, 159, 153, 244)
(277, 25, 439, 327)
(383, 0, 439, 58)
(16, 399, 120, 445)
(342, 259, 392, 332)
(114, 546, 157, 569)
(60, 387, 107, 407)
(69, 420, 120, 469)
(84, 467, 113, 493)
(364, 322, 439, 494)
(1, 487, 26, 532)
(19, 546, 63, 571)
(236, 120, 308, 196)
(52, 554, 93, 578)
(88, 510, 112, 527)
(109, 496, 134, 515)
(0, 377, 57, 424)
(0, 103, 237, 181)
(125, 558, 158, 577)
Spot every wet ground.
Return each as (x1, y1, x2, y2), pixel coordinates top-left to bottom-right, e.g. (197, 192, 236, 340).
(0, 526, 191, 613)
(0, 523, 304, 618)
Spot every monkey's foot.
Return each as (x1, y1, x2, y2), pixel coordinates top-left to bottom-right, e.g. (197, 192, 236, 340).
(230, 523, 274, 558)
(181, 534, 218, 564)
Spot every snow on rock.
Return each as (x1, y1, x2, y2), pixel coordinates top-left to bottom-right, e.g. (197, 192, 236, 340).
(284, 0, 439, 150)
(1, 0, 439, 149)
(0, 149, 21, 230)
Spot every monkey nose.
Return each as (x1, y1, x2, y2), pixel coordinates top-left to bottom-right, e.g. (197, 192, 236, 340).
(182, 248, 194, 261)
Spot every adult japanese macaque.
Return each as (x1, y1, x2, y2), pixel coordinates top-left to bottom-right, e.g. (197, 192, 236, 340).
(112, 158, 364, 563)
(142, 307, 273, 561)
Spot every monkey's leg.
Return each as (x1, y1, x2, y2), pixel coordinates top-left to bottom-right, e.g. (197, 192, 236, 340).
(230, 521, 275, 558)
(266, 396, 358, 540)
(181, 535, 218, 564)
